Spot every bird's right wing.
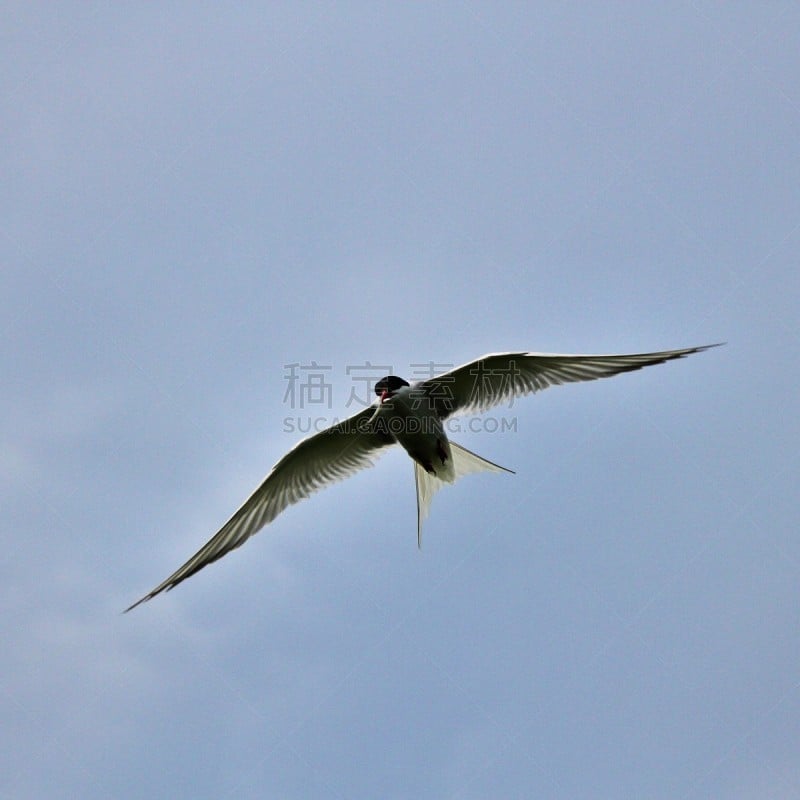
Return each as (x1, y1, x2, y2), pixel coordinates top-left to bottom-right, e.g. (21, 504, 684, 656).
(126, 405, 394, 610)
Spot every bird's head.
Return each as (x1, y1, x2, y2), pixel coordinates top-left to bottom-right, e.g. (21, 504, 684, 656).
(374, 375, 410, 403)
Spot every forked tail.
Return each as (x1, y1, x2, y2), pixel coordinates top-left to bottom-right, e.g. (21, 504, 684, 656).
(414, 442, 514, 548)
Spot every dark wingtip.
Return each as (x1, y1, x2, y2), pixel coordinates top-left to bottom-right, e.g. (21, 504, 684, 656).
(123, 595, 150, 614)
(123, 585, 168, 613)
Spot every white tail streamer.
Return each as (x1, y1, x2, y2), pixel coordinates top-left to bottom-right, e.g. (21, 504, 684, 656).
(414, 442, 514, 547)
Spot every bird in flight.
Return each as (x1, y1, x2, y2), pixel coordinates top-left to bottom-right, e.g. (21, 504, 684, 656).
(126, 344, 720, 611)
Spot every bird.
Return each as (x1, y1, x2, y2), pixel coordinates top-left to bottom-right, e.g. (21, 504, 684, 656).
(125, 344, 721, 611)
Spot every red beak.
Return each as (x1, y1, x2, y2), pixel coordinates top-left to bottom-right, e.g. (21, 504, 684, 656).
(380, 389, 389, 403)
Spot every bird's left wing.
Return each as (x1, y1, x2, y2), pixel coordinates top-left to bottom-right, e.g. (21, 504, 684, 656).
(416, 345, 722, 419)
(126, 406, 393, 610)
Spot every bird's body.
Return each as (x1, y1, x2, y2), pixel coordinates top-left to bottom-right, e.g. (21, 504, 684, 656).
(373, 382, 453, 477)
(126, 344, 721, 611)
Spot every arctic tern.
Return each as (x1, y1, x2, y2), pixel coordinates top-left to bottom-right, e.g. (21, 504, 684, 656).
(126, 344, 720, 610)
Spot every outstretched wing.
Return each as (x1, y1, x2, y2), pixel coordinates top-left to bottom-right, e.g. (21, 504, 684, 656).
(416, 345, 721, 419)
(126, 406, 394, 610)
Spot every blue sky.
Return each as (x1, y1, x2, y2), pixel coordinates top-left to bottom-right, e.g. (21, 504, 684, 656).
(2, 4, 799, 798)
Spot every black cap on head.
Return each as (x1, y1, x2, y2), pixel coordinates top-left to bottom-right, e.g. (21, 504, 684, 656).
(374, 375, 410, 397)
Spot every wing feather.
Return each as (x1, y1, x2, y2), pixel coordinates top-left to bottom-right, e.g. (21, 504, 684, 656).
(126, 406, 393, 610)
(417, 345, 722, 419)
